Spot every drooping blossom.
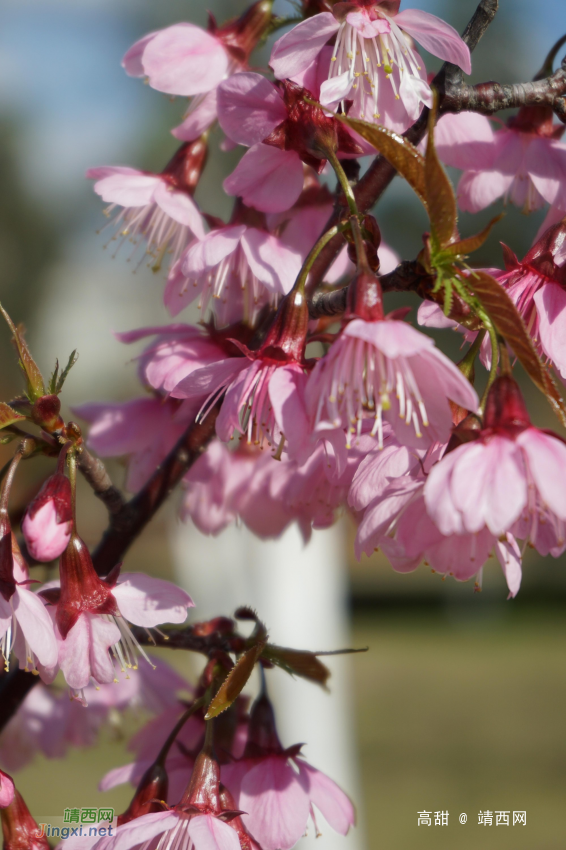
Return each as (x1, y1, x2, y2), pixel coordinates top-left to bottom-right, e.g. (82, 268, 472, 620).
(87, 139, 206, 275)
(218, 74, 363, 212)
(424, 376, 566, 558)
(122, 1, 273, 141)
(0, 535, 58, 676)
(22, 470, 72, 562)
(0, 658, 191, 772)
(222, 693, 355, 850)
(74, 396, 197, 493)
(166, 216, 302, 324)
(90, 743, 255, 850)
(41, 533, 194, 701)
(435, 106, 566, 213)
(306, 269, 479, 449)
(270, 1, 471, 132)
(350, 435, 523, 596)
(177, 288, 312, 460)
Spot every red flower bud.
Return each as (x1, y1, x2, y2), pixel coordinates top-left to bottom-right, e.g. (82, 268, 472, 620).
(30, 394, 65, 433)
(161, 137, 209, 197)
(1, 786, 50, 850)
(118, 762, 169, 826)
(22, 473, 72, 562)
(180, 748, 221, 812)
(244, 693, 283, 757)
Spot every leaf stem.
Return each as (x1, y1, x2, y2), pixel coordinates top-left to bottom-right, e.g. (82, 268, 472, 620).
(293, 222, 348, 293)
(325, 148, 359, 216)
(480, 317, 499, 411)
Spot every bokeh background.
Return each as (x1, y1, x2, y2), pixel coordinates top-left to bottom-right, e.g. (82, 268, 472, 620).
(1, 0, 566, 848)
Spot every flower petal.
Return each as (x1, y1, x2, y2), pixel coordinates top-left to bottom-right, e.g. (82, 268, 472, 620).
(13, 588, 58, 669)
(141, 24, 228, 96)
(223, 145, 304, 213)
(217, 73, 286, 147)
(394, 9, 471, 73)
(270, 13, 339, 80)
(113, 573, 194, 627)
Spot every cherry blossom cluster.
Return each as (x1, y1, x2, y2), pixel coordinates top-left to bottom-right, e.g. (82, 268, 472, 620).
(2, 0, 566, 847)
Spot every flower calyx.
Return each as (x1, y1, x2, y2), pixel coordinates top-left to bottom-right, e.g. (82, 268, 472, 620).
(43, 533, 118, 638)
(262, 81, 363, 172)
(212, 0, 274, 66)
(1, 786, 50, 850)
(483, 375, 531, 435)
(161, 137, 209, 197)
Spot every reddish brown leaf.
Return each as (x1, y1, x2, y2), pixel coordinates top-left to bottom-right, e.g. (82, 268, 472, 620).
(0, 305, 45, 401)
(443, 214, 504, 258)
(262, 645, 331, 687)
(335, 114, 427, 208)
(205, 639, 267, 719)
(465, 271, 566, 426)
(425, 100, 458, 249)
(0, 403, 26, 429)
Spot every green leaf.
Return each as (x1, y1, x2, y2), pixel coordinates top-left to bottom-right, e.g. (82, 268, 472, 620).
(425, 96, 458, 249)
(333, 114, 427, 208)
(0, 402, 26, 429)
(56, 350, 79, 393)
(464, 271, 566, 426)
(0, 304, 45, 401)
(262, 645, 331, 687)
(204, 638, 267, 720)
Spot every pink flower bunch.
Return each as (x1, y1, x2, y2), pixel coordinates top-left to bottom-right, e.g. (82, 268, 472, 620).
(436, 105, 566, 214)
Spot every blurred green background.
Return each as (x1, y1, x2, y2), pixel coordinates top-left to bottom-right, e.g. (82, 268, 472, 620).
(1, 0, 566, 848)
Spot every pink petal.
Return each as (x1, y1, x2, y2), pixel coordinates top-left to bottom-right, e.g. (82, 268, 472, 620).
(270, 13, 339, 80)
(217, 73, 287, 147)
(240, 229, 301, 293)
(58, 614, 91, 691)
(534, 283, 566, 380)
(121, 32, 158, 77)
(457, 168, 513, 213)
(99, 811, 178, 850)
(299, 761, 355, 835)
(344, 318, 434, 358)
(0, 770, 14, 807)
(183, 226, 245, 274)
(141, 24, 228, 96)
(320, 72, 354, 107)
(417, 347, 479, 413)
(88, 170, 160, 207)
(172, 88, 219, 141)
(188, 815, 241, 850)
(89, 615, 122, 685)
(112, 573, 194, 627)
(13, 588, 58, 669)
(223, 145, 304, 213)
(268, 367, 311, 461)
(494, 534, 522, 598)
(435, 112, 495, 170)
(394, 9, 471, 73)
(518, 428, 566, 519)
(524, 137, 566, 205)
(417, 300, 457, 329)
(22, 501, 71, 562)
(175, 358, 248, 398)
(240, 757, 310, 850)
(153, 181, 205, 238)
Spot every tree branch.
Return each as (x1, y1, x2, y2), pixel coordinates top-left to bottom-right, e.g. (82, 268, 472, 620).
(0, 667, 38, 733)
(92, 406, 219, 576)
(77, 448, 125, 516)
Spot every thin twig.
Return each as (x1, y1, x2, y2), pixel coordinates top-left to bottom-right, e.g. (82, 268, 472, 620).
(77, 448, 125, 516)
(91, 406, 220, 576)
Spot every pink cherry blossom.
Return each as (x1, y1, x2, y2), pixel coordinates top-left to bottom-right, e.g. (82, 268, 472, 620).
(114, 324, 230, 396)
(74, 396, 197, 492)
(435, 109, 566, 213)
(424, 378, 566, 559)
(165, 223, 302, 323)
(270, 2, 470, 133)
(218, 73, 362, 213)
(0, 541, 58, 675)
(90, 810, 240, 850)
(87, 163, 205, 274)
(306, 317, 479, 449)
(0, 658, 190, 772)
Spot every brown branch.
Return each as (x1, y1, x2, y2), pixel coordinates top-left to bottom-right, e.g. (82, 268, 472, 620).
(77, 448, 125, 516)
(305, 0, 500, 297)
(91, 406, 219, 576)
(441, 60, 566, 118)
(0, 667, 38, 733)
